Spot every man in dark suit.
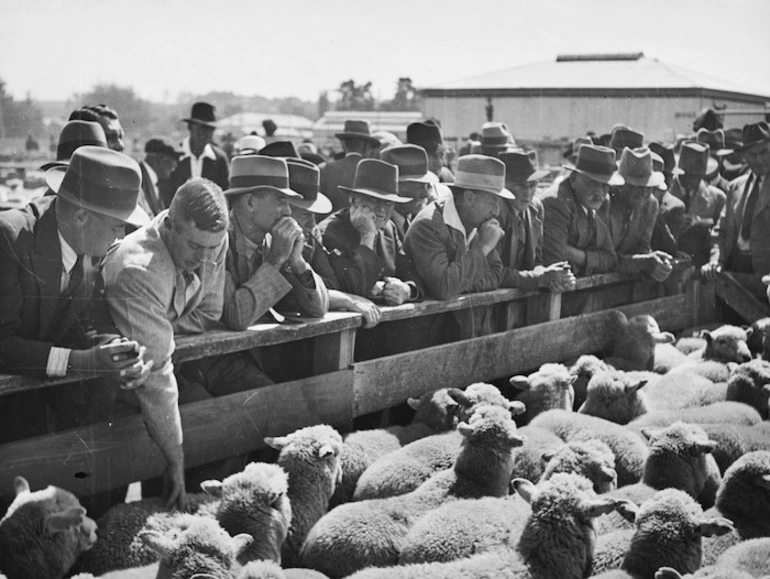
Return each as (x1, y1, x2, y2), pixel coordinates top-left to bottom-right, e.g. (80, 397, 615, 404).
(166, 102, 230, 207)
(140, 137, 183, 216)
(649, 142, 686, 256)
(319, 119, 379, 213)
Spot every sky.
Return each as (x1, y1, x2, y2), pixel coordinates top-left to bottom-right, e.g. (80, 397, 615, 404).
(1, 0, 769, 104)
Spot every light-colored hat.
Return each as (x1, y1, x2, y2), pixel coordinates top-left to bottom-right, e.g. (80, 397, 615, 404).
(236, 135, 266, 154)
(480, 122, 516, 157)
(564, 144, 624, 186)
(380, 145, 437, 184)
(676, 142, 710, 176)
(286, 158, 332, 214)
(448, 154, 515, 199)
(339, 159, 412, 204)
(224, 155, 302, 198)
(45, 146, 148, 227)
(617, 147, 665, 188)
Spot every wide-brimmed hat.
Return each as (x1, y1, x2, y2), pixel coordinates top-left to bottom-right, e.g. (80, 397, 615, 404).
(563, 136, 594, 162)
(286, 158, 332, 214)
(676, 142, 711, 176)
(235, 135, 266, 155)
(696, 128, 732, 157)
(44, 146, 148, 227)
(260, 140, 300, 159)
(448, 154, 515, 199)
(480, 122, 516, 157)
(224, 155, 301, 198)
(41, 121, 108, 170)
(339, 159, 411, 204)
(380, 145, 437, 184)
(334, 119, 380, 146)
(648, 141, 678, 175)
(617, 147, 665, 188)
(406, 121, 444, 154)
(499, 151, 550, 183)
(609, 128, 644, 153)
(737, 121, 770, 151)
(145, 136, 184, 158)
(183, 102, 218, 129)
(564, 144, 624, 185)
(373, 131, 402, 150)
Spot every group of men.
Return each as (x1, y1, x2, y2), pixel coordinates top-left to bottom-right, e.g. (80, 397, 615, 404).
(2, 99, 769, 512)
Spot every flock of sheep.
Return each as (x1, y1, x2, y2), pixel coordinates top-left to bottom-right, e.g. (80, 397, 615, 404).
(1, 310, 770, 579)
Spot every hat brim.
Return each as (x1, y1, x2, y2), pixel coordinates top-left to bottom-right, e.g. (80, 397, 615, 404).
(338, 185, 412, 204)
(564, 164, 625, 186)
(400, 172, 439, 184)
(184, 118, 218, 129)
(334, 132, 380, 146)
(736, 135, 770, 152)
(40, 160, 68, 171)
(706, 157, 719, 176)
(622, 171, 666, 188)
(448, 183, 515, 200)
(288, 191, 333, 215)
(46, 168, 149, 228)
(223, 184, 302, 198)
(526, 169, 551, 182)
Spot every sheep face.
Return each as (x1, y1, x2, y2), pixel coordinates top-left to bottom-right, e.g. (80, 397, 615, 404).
(611, 313, 675, 371)
(716, 451, 770, 536)
(701, 326, 752, 364)
(406, 388, 462, 431)
(0, 477, 97, 579)
(578, 371, 649, 424)
(726, 359, 770, 420)
(457, 404, 526, 451)
(447, 383, 526, 423)
(510, 363, 575, 420)
(569, 355, 614, 409)
(541, 439, 618, 493)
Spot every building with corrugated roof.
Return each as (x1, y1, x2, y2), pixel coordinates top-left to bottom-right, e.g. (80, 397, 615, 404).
(422, 53, 769, 149)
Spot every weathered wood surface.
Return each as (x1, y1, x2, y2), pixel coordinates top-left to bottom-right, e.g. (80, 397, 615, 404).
(715, 272, 770, 323)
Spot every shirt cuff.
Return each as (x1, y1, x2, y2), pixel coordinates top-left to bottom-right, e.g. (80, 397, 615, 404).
(46, 347, 72, 378)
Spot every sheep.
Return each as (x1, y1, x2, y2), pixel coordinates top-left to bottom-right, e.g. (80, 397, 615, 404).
(725, 359, 770, 420)
(688, 325, 753, 364)
(509, 425, 565, 483)
(643, 371, 728, 411)
(539, 439, 618, 493)
(264, 425, 343, 569)
(656, 342, 691, 373)
(700, 423, 770, 473)
(577, 371, 650, 424)
(627, 401, 762, 433)
(529, 409, 649, 486)
(509, 363, 575, 424)
(656, 538, 770, 578)
(347, 474, 621, 579)
(570, 354, 615, 410)
(667, 360, 736, 383)
(0, 476, 97, 579)
(605, 312, 675, 372)
(676, 336, 708, 355)
(298, 405, 525, 578)
(237, 560, 332, 579)
(591, 489, 734, 578)
(748, 317, 770, 358)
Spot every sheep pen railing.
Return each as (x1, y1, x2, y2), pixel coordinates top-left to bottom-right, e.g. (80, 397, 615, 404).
(0, 258, 699, 502)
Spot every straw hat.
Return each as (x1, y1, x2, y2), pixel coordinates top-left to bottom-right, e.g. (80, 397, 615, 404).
(448, 155, 515, 199)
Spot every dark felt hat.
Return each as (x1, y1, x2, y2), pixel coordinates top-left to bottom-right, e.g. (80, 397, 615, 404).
(334, 119, 380, 146)
(609, 128, 645, 153)
(145, 136, 184, 158)
(260, 140, 301, 159)
(224, 155, 301, 198)
(44, 146, 148, 227)
(737, 121, 770, 151)
(676, 142, 710, 176)
(184, 102, 218, 129)
(406, 121, 444, 154)
(499, 151, 549, 183)
(380, 145, 437, 184)
(339, 159, 411, 204)
(286, 158, 332, 214)
(696, 128, 732, 157)
(564, 144, 624, 185)
(41, 121, 108, 170)
(648, 141, 678, 175)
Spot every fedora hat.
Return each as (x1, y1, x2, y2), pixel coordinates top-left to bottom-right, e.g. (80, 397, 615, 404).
(44, 146, 148, 227)
(334, 119, 380, 146)
(406, 121, 444, 154)
(499, 151, 549, 183)
(479, 122, 516, 157)
(563, 136, 594, 162)
(696, 128, 732, 157)
(286, 158, 332, 214)
(260, 140, 300, 159)
(41, 121, 108, 170)
(564, 144, 624, 185)
(676, 142, 710, 176)
(145, 136, 184, 158)
(737, 121, 770, 151)
(380, 145, 437, 184)
(224, 155, 302, 198)
(373, 130, 402, 150)
(648, 141, 679, 175)
(617, 147, 665, 188)
(609, 128, 644, 153)
(339, 159, 411, 204)
(448, 155, 515, 199)
(235, 135, 266, 155)
(184, 102, 218, 129)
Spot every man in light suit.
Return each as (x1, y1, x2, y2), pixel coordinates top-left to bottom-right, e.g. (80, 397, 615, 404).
(704, 121, 770, 280)
(140, 137, 183, 216)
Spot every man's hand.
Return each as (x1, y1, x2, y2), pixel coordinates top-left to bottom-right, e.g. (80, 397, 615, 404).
(681, 214, 701, 229)
(537, 261, 576, 290)
(118, 345, 155, 390)
(68, 340, 145, 380)
(163, 459, 188, 511)
(702, 261, 723, 282)
(266, 217, 302, 268)
(346, 294, 382, 328)
(350, 204, 378, 248)
(381, 276, 412, 306)
(646, 251, 673, 282)
(478, 218, 505, 256)
(287, 230, 310, 274)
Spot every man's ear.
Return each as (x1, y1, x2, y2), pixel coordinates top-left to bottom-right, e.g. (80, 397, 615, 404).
(73, 207, 89, 226)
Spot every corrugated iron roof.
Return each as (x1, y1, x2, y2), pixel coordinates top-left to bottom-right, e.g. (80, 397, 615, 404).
(428, 55, 769, 98)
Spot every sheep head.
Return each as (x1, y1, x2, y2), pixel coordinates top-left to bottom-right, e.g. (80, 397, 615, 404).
(540, 439, 618, 493)
(511, 363, 576, 419)
(406, 388, 462, 431)
(578, 370, 649, 424)
(701, 325, 752, 363)
(448, 383, 526, 422)
(716, 451, 770, 535)
(609, 312, 674, 371)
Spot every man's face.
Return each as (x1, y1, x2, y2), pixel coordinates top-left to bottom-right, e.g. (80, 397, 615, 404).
(291, 205, 316, 237)
(157, 155, 179, 180)
(428, 147, 446, 175)
(80, 210, 127, 256)
(463, 189, 500, 227)
(678, 173, 703, 193)
(189, 123, 215, 151)
(743, 141, 770, 176)
(165, 216, 225, 272)
(102, 119, 125, 153)
(396, 181, 431, 217)
(249, 189, 293, 234)
(508, 180, 537, 213)
(571, 172, 609, 211)
(351, 193, 394, 230)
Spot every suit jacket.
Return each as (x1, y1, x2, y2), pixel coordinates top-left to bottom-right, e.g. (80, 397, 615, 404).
(651, 192, 685, 256)
(609, 193, 659, 273)
(496, 197, 545, 290)
(541, 179, 617, 275)
(166, 143, 230, 206)
(139, 161, 164, 217)
(319, 154, 362, 213)
(712, 171, 770, 274)
(0, 196, 118, 376)
(670, 178, 726, 267)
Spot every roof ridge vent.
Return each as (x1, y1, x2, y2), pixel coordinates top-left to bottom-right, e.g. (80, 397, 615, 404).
(556, 52, 644, 62)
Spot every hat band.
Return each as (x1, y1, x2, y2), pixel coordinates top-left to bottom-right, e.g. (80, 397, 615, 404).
(482, 136, 509, 146)
(454, 170, 504, 192)
(230, 174, 288, 189)
(58, 172, 137, 215)
(290, 182, 319, 201)
(576, 157, 614, 177)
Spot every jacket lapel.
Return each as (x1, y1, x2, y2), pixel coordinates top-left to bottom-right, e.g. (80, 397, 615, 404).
(753, 174, 770, 219)
(31, 203, 64, 339)
(527, 209, 542, 269)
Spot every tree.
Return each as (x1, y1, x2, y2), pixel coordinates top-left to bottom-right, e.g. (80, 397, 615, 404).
(69, 84, 152, 135)
(336, 79, 374, 111)
(0, 79, 44, 138)
(318, 91, 330, 118)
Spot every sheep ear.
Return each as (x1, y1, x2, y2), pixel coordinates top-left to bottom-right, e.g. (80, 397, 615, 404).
(567, 374, 578, 386)
(513, 479, 539, 504)
(698, 517, 734, 537)
(456, 422, 473, 438)
(640, 427, 657, 441)
(446, 388, 473, 408)
(655, 568, 684, 579)
(746, 326, 754, 338)
(509, 376, 530, 390)
(46, 506, 86, 533)
(599, 466, 617, 483)
(763, 384, 770, 394)
(693, 441, 716, 455)
(655, 332, 676, 344)
(508, 400, 526, 416)
(317, 444, 335, 459)
(625, 380, 647, 394)
(614, 499, 639, 524)
(140, 529, 175, 558)
(727, 362, 739, 374)
(755, 474, 770, 490)
(541, 449, 557, 464)
(583, 497, 618, 518)
(406, 397, 422, 410)
(200, 479, 223, 498)
(13, 476, 30, 495)
(231, 533, 254, 557)
(509, 432, 527, 446)
(700, 330, 714, 344)
(264, 436, 289, 450)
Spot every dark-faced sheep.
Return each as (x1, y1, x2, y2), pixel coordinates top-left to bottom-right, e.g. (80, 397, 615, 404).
(656, 537, 770, 578)
(606, 312, 675, 372)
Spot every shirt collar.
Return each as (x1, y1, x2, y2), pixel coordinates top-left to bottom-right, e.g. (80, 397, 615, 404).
(144, 161, 159, 187)
(232, 213, 265, 259)
(57, 229, 78, 273)
(181, 136, 217, 162)
(443, 196, 477, 247)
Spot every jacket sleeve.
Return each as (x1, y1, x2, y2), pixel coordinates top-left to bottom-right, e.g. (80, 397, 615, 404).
(542, 197, 573, 267)
(616, 198, 658, 273)
(500, 266, 541, 290)
(277, 268, 330, 318)
(710, 187, 735, 266)
(584, 233, 618, 275)
(323, 219, 385, 297)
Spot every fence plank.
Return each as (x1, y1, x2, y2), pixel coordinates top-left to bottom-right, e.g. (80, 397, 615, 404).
(715, 273, 770, 323)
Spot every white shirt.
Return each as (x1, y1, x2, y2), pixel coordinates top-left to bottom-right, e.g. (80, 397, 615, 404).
(442, 195, 477, 248)
(181, 136, 217, 179)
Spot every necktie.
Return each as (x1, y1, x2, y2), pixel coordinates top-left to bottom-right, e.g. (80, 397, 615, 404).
(62, 254, 84, 298)
(183, 270, 201, 305)
(741, 175, 762, 240)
